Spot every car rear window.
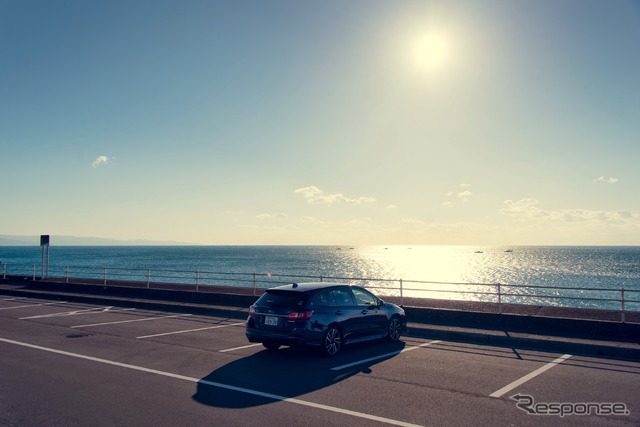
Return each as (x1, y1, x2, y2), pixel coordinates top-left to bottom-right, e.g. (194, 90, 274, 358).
(312, 288, 353, 307)
(257, 290, 308, 308)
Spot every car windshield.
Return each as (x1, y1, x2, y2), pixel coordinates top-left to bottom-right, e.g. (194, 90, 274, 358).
(257, 290, 308, 308)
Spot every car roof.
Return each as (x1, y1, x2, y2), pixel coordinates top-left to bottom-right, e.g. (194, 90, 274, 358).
(266, 282, 352, 293)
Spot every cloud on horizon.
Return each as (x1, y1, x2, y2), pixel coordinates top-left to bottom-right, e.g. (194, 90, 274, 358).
(294, 186, 377, 205)
(501, 198, 639, 223)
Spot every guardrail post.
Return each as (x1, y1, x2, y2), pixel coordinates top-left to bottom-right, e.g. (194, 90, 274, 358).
(320, 275, 323, 282)
(147, 269, 151, 288)
(196, 270, 199, 292)
(65, 266, 69, 283)
(621, 288, 625, 323)
(253, 273, 257, 296)
(400, 278, 404, 307)
(2, 263, 6, 279)
(103, 267, 107, 287)
(497, 283, 502, 314)
(33, 264, 36, 280)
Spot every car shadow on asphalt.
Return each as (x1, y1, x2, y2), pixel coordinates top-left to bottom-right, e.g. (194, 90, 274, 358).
(192, 340, 406, 408)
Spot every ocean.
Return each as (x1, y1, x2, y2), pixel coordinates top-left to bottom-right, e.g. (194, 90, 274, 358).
(1, 245, 639, 311)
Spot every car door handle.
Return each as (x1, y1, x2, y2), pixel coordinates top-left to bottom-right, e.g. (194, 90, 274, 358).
(335, 310, 343, 315)
(360, 310, 368, 315)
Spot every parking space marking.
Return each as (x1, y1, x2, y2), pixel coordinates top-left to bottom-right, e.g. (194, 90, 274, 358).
(71, 314, 192, 329)
(137, 322, 245, 339)
(331, 340, 442, 371)
(0, 337, 423, 427)
(20, 307, 136, 320)
(219, 343, 262, 353)
(0, 297, 27, 301)
(0, 301, 67, 310)
(489, 354, 572, 398)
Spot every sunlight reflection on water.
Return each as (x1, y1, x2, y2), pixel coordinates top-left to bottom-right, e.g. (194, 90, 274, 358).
(323, 246, 640, 309)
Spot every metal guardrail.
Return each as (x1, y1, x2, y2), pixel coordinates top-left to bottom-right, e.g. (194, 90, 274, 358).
(2, 262, 639, 321)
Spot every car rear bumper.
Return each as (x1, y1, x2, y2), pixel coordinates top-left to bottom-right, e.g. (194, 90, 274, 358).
(245, 320, 322, 347)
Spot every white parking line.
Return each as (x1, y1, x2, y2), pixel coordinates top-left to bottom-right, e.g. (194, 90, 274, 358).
(21, 307, 136, 320)
(71, 314, 192, 328)
(0, 301, 67, 310)
(0, 337, 423, 427)
(331, 340, 442, 371)
(219, 343, 263, 353)
(137, 322, 245, 339)
(0, 297, 27, 301)
(489, 354, 572, 398)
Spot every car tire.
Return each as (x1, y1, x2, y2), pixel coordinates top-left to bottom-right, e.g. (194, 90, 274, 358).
(385, 316, 402, 342)
(262, 341, 281, 351)
(321, 325, 342, 357)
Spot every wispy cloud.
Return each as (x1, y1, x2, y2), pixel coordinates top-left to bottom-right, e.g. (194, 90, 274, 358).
(400, 218, 425, 225)
(301, 216, 328, 225)
(91, 155, 114, 168)
(256, 212, 288, 220)
(444, 184, 473, 206)
(501, 198, 545, 217)
(294, 186, 376, 205)
(594, 176, 619, 184)
(458, 190, 472, 201)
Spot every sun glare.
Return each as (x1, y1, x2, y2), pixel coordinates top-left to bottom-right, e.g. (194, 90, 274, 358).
(409, 30, 452, 74)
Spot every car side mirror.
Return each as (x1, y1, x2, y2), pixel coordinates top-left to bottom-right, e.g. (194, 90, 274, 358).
(378, 299, 385, 307)
(367, 301, 381, 310)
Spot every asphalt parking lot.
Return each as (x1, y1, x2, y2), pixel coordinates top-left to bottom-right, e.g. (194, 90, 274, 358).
(1, 295, 638, 426)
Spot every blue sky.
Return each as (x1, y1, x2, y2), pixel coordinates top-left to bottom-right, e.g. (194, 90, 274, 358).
(2, 0, 639, 245)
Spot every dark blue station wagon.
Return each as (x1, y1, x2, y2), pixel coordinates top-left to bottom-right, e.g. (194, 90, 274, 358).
(246, 282, 407, 356)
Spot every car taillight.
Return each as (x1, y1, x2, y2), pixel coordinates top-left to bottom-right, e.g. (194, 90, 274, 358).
(248, 305, 257, 318)
(287, 310, 313, 321)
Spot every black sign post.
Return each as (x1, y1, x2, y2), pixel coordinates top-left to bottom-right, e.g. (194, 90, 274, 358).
(40, 235, 50, 279)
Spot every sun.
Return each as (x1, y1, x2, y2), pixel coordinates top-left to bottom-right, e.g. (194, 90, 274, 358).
(409, 30, 452, 73)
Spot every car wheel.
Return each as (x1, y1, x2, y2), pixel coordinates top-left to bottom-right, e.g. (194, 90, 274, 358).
(385, 316, 402, 342)
(322, 325, 342, 357)
(262, 341, 281, 351)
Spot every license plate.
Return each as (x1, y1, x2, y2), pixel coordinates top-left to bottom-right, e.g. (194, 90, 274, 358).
(264, 316, 279, 326)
